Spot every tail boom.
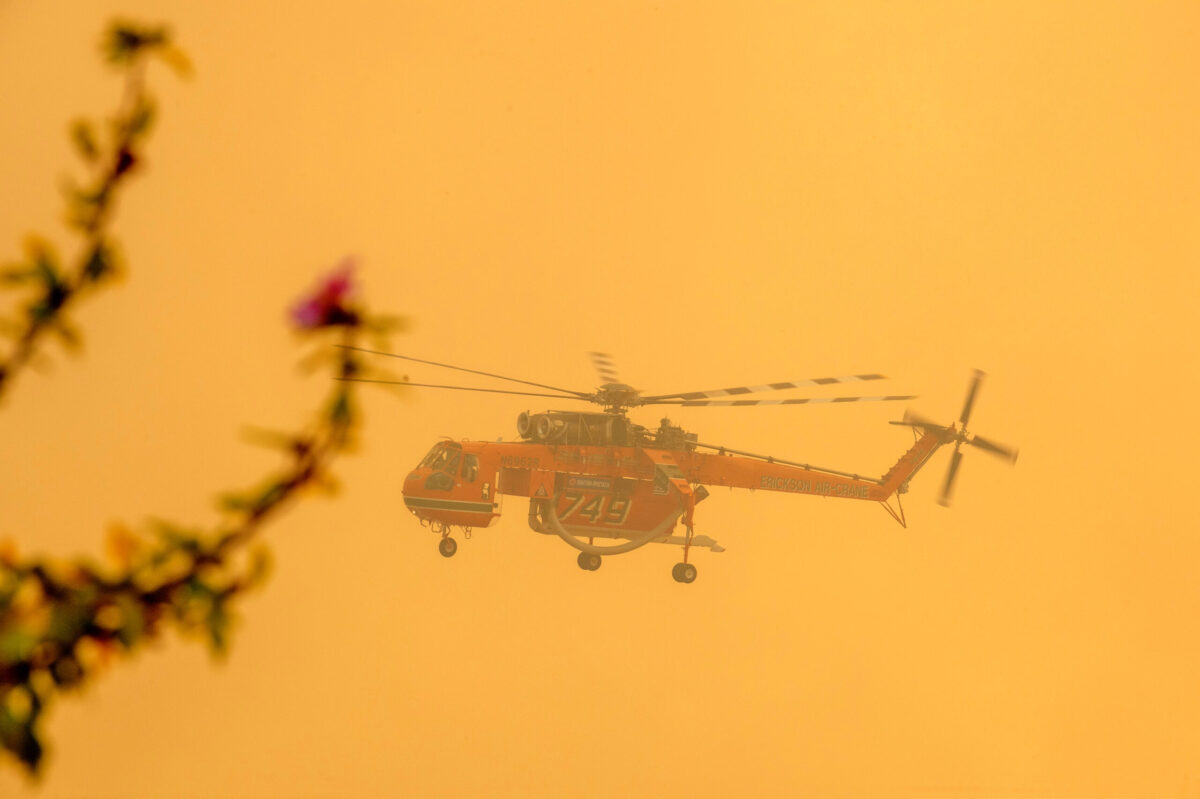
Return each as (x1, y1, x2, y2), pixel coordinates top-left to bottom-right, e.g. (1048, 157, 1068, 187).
(680, 429, 944, 505)
(682, 452, 886, 502)
(878, 430, 944, 497)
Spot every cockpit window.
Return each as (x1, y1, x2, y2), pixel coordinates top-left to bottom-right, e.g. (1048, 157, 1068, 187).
(419, 445, 443, 469)
(420, 443, 462, 474)
(461, 454, 479, 482)
(423, 471, 454, 491)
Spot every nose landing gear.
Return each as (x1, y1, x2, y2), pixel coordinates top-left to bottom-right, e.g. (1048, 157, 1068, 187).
(429, 521, 464, 558)
(576, 551, 602, 571)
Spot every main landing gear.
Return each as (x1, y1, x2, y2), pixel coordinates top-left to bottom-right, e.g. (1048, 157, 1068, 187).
(576, 551, 602, 571)
(670, 523, 698, 584)
(671, 562, 697, 584)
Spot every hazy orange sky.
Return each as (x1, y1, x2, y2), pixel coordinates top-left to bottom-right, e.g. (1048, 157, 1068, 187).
(2, 2, 1198, 797)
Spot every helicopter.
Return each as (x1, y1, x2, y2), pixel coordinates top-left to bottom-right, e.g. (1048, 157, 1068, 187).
(340, 348, 1018, 583)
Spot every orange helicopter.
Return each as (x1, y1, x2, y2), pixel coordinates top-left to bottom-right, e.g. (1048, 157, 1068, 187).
(341, 348, 1018, 583)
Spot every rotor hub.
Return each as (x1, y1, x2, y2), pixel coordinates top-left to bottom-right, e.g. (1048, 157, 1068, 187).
(593, 382, 641, 411)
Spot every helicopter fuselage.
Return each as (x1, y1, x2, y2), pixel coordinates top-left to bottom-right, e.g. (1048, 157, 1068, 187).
(401, 423, 945, 548)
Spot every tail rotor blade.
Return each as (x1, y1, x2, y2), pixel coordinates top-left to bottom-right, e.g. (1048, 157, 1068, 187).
(901, 409, 948, 432)
(939, 449, 964, 507)
(959, 369, 985, 426)
(969, 434, 1019, 463)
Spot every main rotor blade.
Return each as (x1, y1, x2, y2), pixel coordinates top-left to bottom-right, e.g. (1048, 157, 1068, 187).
(645, 394, 916, 407)
(643, 373, 890, 402)
(334, 377, 588, 401)
(336, 345, 591, 398)
(959, 369, 985, 426)
(938, 449, 964, 507)
(968, 433, 1019, 463)
(589, 352, 621, 385)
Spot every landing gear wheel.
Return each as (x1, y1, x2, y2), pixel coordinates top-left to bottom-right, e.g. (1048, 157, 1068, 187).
(577, 551, 602, 571)
(672, 562, 697, 584)
(438, 537, 457, 558)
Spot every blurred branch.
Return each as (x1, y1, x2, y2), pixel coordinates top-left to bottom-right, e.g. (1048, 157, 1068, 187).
(0, 19, 411, 777)
(0, 263, 406, 775)
(0, 21, 188, 401)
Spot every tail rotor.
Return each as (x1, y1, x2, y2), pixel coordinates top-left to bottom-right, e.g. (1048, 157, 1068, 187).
(894, 369, 1019, 506)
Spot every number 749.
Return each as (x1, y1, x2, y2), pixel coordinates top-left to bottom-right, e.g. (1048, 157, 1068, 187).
(558, 491, 632, 525)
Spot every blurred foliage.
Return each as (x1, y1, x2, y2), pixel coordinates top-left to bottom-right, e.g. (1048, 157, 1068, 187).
(0, 22, 407, 777)
(0, 21, 187, 398)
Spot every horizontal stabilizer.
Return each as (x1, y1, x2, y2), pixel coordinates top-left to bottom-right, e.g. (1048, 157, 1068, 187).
(656, 534, 725, 553)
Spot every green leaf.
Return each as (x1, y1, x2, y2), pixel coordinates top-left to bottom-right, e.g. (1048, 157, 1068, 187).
(50, 320, 82, 353)
(64, 183, 111, 231)
(46, 601, 91, 646)
(175, 578, 214, 628)
(205, 597, 230, 657)
(155, 44, 193, 78)
(367, 314, 410, 336)
(295, 345, 331, 374)
(252, 481, 289, 514)
(0, 265, 36, 286)
(114, 595, 145, 649)
(311, 471, 341, 496)
(24, 238, 61, 286)
(239, 426, 303, 453)
(82, 241, 118, 283)
(34, 258, 56, 285)
(27, 284, 69, 323)
(0, 569, 21, 609)
(149, 520, 203, 555)
(329, 389, 354, 425)
(25, 248, 69, 321)
(244, 546, 272, 590)
(28, 249, 67, 313)
(217, 492, 253, 513)
(103, 21, 170, 65)
(70, 119, 99, 163)
(127, 97, 157, 138)
(0, 630, 38, 663)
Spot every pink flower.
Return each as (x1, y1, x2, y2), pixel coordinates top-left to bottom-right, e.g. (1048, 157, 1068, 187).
(290, 257, 360, 330)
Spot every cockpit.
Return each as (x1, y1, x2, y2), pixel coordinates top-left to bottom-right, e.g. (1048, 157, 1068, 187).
(415, 441, 481, 492)
(403, 440, 498, 534)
